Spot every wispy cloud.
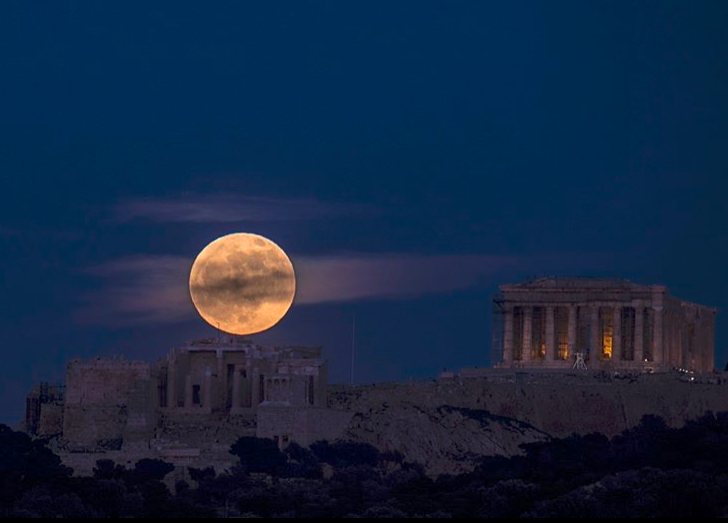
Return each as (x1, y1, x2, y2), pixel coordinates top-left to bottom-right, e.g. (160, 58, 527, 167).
(114, 194, 370, 224)
(293, 254, 515, 304)
(76, 252, 515, 326)
(77, 255, 194, 326)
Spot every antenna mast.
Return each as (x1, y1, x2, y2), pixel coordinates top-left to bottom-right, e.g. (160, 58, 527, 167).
(350, 311, 356, 385)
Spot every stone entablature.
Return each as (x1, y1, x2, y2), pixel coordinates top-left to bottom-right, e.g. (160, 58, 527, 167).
(492, 277, 716, 373)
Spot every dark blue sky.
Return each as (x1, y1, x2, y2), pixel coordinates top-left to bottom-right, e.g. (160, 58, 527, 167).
(1, 1, 727, 425)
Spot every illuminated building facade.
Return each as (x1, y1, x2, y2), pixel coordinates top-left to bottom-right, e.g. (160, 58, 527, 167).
(492, 277, 716, 372)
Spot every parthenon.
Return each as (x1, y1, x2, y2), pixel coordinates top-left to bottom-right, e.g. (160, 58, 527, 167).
(492, 277, 716, 372)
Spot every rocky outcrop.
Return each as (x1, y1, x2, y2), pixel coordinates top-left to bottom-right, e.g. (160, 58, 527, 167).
(343, 403, 550, 475)
(331, 370, 728, 475)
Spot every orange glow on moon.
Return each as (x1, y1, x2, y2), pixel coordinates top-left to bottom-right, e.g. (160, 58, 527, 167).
(189, 233, 296, 335)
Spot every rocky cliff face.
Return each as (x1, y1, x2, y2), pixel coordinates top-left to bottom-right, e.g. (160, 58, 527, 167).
(330, 370, 728, 475)
(343, 404, 550, 475)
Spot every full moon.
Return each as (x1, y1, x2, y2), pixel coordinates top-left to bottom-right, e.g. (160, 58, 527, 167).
(189, 233, 296, 335)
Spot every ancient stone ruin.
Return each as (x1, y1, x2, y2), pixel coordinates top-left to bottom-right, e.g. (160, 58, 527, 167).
(24, 277, 721, 476)
(25, 338, 352, 474)
(492, 277, 716, 372)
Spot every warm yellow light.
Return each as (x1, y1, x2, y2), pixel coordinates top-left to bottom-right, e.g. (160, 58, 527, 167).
(602, 328, 613, 359)
(558, 342, 569, 360)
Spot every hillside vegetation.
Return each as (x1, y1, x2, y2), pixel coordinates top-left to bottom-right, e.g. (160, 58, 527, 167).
(5, 411, 728, 517)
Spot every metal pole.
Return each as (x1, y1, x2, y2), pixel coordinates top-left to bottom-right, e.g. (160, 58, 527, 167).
(351, 311, 356, 385)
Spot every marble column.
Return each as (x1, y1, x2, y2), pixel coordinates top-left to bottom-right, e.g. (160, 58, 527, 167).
(651, 287, 665, 366)
(568, 306, 577, 359)
(184, 375, 193, 408)
(216, 349, 224, 398)
(590, 305, 600, 360)
(167, 353, 176, 409)
(503, 307, 514, 365)
(634, 304, 644, 362)
(545, 306, 555, 362)
(522, 306, 532, 363)
(253, 368, 262, 405)
(653, 306, 663, 365)
(216, 349, 224, 375)
(231, 364, 241, 410)
(612, 306, 622, 363)
(203, 367, 212, 411)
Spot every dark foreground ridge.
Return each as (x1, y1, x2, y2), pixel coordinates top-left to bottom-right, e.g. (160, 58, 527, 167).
(5, 410, 728, 517)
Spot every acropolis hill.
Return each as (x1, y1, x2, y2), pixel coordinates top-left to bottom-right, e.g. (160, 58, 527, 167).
(24, 277, 721, 476)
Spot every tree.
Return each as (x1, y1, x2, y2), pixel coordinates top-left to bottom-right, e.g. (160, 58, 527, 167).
(310, 440, 380, 469)
(230, 437, 286, 475)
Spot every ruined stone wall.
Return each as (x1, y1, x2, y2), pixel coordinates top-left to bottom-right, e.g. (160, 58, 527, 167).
(658, 297, 717, 373)
(160, 344, 329, 415)
(681, 301, 716, 373)
(663, 295, 685, 369)
(257, 405, 353, 446)
(46, 344, 334, 475)
(38, 403, 64, 437)
(63, 359, 155, 446)
(265, 360, 328, 407)
(186, 351, 218, 409)
(24, 382, 64, 435)
(316, 362, 328, 408)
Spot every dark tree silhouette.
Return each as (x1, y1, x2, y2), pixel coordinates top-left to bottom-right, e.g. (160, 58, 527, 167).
(310, 440, 380, 469)
(230, 436, 286, 475)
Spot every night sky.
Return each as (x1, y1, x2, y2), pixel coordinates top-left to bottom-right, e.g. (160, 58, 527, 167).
(1, 1, 727, 426)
